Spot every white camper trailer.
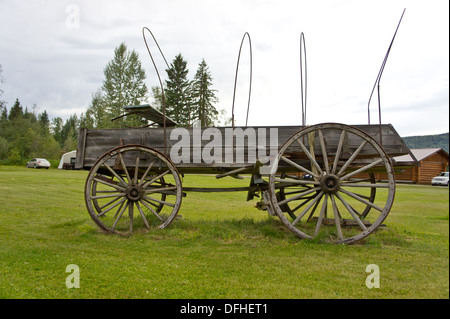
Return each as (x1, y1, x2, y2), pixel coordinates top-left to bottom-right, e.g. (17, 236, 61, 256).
(58, 150, 77, 170)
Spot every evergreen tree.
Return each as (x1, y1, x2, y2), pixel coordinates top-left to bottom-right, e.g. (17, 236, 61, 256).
(150, 86, 164, 112)
(60, 114, 78, 146)
(51, 117, 63, 145)
(9, 98, 23, 120)
(0, 105, 7, 122)
(164, 54, 192, 127)
(23, 107, 37, 123)
(38, 110, 50, 136)
(102, 42, 148, 127)
(82, 90, 109, 128)
(191, 59, 219, 127)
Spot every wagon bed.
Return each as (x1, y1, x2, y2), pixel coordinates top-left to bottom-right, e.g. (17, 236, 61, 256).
(76, 124, 415, 173)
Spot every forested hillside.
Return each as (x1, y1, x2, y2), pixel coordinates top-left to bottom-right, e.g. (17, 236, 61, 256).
(402, 132, 449, 153)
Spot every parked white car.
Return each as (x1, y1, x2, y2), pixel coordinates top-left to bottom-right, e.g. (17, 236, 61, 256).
(26, 158, 51, 169)
(431, 172, 449, 186)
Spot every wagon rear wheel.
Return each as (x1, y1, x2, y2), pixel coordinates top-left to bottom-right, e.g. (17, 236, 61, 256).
(85, 144, 182, 235)
(268, 123, 395, 244)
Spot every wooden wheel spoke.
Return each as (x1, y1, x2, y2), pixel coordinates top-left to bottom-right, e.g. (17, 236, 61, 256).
(99, 196, 122, 210)
(306, 196, 322, 221)
(318, 129, 329, 173)
(335, 193, 367, 231)
(143, 195, 175, 208)
(280, 156, 319, 179)
(140, 199, 165, 222)
(93, 176, 126, 192)
(97, 198, 127, 217)
(128, 201, 134, 233)
(292, 191, 324, 226)
(119, 152, 132, 184)
(144, 186, 177, 195)
(112, 200, 129, 230)
(346, 191, 372, 201)
(134, 156, 140, 184)
(139, 160, 155, 186)
(340, 182, 387, 188)
(274, 178, 320, 186)
(337, 140, 367, 176)
(104, 163, 128, 187)
(95, 189, 123, 194)
(142, 170, 170, 188)
(90, 193, 126, 200)
(136, 202, 151, 229)
(314, 194, 328, 236)
(294, 138, 323, 175)
(113, 200, 126, 218)
(332, 130, 346, 174)
(278, 186, 321, 206)
(339, 188, 383, 212)
(290, 196, 314, 214)
(330, 195, 343, 240)
(340, 159, 384, 181)
(283, 189, 315, 196)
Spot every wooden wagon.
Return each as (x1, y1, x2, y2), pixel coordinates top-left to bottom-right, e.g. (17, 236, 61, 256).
(75, 104, 417, 244)
(76, 19, 415, 244)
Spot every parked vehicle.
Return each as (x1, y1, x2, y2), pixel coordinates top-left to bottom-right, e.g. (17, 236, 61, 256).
(26, 158, 50, 169)
(58, 150, 77, 170)
(431, 172, 449, 186)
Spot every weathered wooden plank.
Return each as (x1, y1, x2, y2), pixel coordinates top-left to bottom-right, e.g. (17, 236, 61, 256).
(76, 124, 413, 171)
(75, 128, 87, 169)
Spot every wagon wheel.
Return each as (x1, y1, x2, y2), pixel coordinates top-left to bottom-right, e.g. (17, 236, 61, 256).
(275, 172, 377, 220)
(85, 144, 183, 235)
(91, 175, 167, 215)
(268, 123, 395, 244)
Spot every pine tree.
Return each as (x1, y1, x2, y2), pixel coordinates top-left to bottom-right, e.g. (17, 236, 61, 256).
(101, 42, 148, 127)
(51, 117, 63, 145)
(9, 98, 23, 120)
(164, 54, 192, 127)
(38, 110, 50, 136)
(191, 59, 219, 127)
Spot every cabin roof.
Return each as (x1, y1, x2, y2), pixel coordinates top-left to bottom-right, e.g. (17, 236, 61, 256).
(393, 148, 449, 163)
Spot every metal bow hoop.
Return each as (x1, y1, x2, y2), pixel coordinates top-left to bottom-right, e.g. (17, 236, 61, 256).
(300, 32, 307, 127)
(367, 8, 406, 144)
(231, 32, 253, 128)
(142, 27, 171, 154)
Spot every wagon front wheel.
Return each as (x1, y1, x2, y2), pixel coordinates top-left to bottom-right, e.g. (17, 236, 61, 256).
(268, 123, 395, 244)
(85, 145, 183, 235)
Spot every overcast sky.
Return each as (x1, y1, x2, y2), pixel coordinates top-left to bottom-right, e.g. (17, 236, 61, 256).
(0, 0, 448, 137)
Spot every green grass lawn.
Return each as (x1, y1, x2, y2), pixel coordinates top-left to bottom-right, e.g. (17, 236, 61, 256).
(0, 166, 448, 299)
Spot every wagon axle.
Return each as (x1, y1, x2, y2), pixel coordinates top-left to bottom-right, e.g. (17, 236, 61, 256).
(126, 185, 144, 202)
(320, 174, 341, 194)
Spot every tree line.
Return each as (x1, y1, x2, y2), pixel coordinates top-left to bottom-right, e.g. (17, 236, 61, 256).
(0, 98, 79, 165)
(0, 42, 225, 165)
(79, 43, 225, 129)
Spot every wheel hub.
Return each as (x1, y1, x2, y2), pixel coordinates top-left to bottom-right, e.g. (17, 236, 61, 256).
(320, 174, 340, 194)
(126, 185, 144, 202)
